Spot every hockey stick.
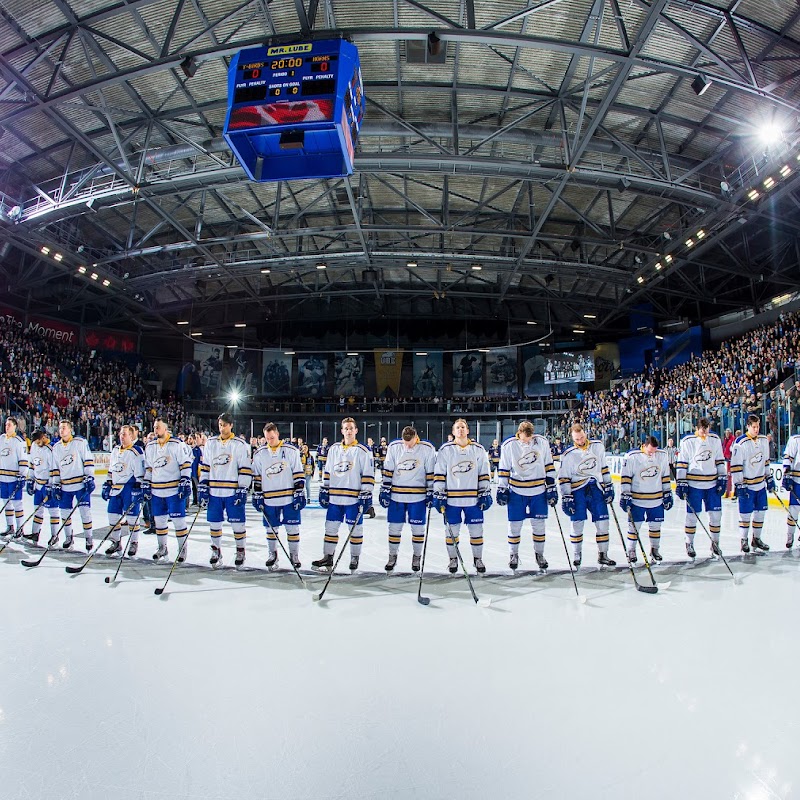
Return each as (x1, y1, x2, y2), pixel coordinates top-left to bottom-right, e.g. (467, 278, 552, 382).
(65, 500, 136, 575)
(416, 506, 432, 606)
(0, 496, 50, 553)
(20, 502, 82, 568)
(312, 506, 364, 603)
(442, 517, 491, 607)
(608, 504, 658, 594)
(155, 504, 204, 596)
(685, 500, 737, 581)
(261, 509, 309, 590)
(104, 508, 144, 584)
(623, 506, 670, 590)
(552, 508, 586, 603)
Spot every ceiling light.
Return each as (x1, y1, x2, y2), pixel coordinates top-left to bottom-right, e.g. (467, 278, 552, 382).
(664, 255, 673, 264)
(227, 345, 237, 349)
(190, 331, 202, 336)
(284, 351, 295, 355)
(526, 321, 537, 325)
(53, 253, 63, 261)
(478, 348, 491, 353)
(696, 229, 705, 239)
(347, 352, 359, 356)
(234, 323, 246, 328)
(637, 276, 645, 284)
(90, 272, 99, 280)
(655, 262, 662, 271)
(471, 264, 482, 271)
(406, 261, 417, 268)
(573, 329, 585, 334)
(179, 56, 198, 79)
(40, 246, 50, 254)
(780, 165, 792, 177)
(416, 352, 428, 356)
(316, 263, 327, 270)
(748, 189, 760, 201)
(758, 123, 782, 146)
(655, 335, 664, 341)
(691, 74, 712, 96)
(583, 314, 596, 319)
(102, 279, 110, 287)
(763, 177, 775, 190)
(685, 238, 694, 248)
(77, 266, 86, 274)
(177, 320, 189, 325)
(260, 268, 271, 274)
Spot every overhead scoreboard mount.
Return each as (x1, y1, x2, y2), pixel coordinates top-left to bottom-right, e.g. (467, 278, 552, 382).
(223, 39, 365, 182)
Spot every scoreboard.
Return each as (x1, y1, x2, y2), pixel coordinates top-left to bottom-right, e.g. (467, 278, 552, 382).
(223, 39, 365, 182)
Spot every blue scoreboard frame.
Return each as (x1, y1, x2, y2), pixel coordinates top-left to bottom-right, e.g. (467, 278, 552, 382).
(223, 39, 365, 182)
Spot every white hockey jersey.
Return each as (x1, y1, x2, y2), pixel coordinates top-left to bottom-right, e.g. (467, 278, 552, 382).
(0, 433, 27, 484)
(433, 440, 490, 507)
(621, 448, 671, 508)
(27, 441, 57, 488)
(782, 435, 800, 485)
(108, 443, 145, 495)
(558, 440, 610, 496)
(382, 438, 436, 503)
(323, 440, 374, 506)
(676, 433, 725, 488)
(52, 435, 94, 490)
(144, 435, 192, 498)
(730, 434, 770, 491)
(252, 441, 304, 507)
(200, 434, 252, 497)
(497, 434, 554, 496)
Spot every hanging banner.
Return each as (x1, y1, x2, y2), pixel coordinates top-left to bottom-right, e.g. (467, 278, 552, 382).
(262, 351, 292, 396)
(412, 352, 443, 397)
(521, 345, 547, 397)
(452, 351, 484, 396)
(485, 347, 518, 396)
(334, 352, 365, 396)
(374, 350, 404, 398)
(82, 327, 137, 353)
(593, 342, 619, 389)
(194, 342, 224, 393)
(295, 354, 329, 397)
(224, 347, 260, 395)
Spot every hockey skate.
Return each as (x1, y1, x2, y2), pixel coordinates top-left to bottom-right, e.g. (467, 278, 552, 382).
(234, 548, 245, 568)
(751, 537, 769, 552)
(473, 557, 486, 574)
(105, 540, 122, 557)
(289, 552, 301, 569)
(627, 549, 637, 564)
(47, 532, 59, 547)
(210, 546, 222, 568)
(84, 537, 94, 553)
(535, 552, 548, 572)
(152, 544, 168, 561)
(787, 533, 794, 549)
(265, 551, 279, 570)
(572, 553, 582, 568)
(384, 554, 397, 572)
(62, 535, 74, 550)
(0, 527, 13, 539)
(740, 538, 750, 554)
(312, 553, 333, 571)
(177, 542, 188, 562)
(686, 541, 696, 559)
(650, 547, 662, 563)
(509, 553, 519, 571)
(349, 555, 359, 571)
(411, 554, 421, 572)
(22, 531, 39, 544)
(127, 541, 138, 557)
(448, 557, 458, 574)
(710, 541, 722, 559)
(598, 552, 616, 567)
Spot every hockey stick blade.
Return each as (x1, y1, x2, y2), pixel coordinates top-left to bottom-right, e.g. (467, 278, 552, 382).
(65, 564, 84, 574)
(637, 584, 658, 594)
(477, 597, 492, 607)
(417, 595, 431, 605)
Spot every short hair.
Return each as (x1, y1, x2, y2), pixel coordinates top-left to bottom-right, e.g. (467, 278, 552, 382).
(643, 435, 659, 448)
(5, 416, 17, 428)
(31, 429, 46, 443)
(746, 414, 759, 427)
(453, 418, 468, 430)
(120, 424, 135, 437)
(341, 417, 356, 427)
(264, 422, 278, 434)
(517, 421, 534, 437)
(401, 426, 417, 441)
(697, 417, 710, 429)
(570, 422, 584, 434)
(59, 419, 73, 429)
(218, 412, 234, 426)
(153, 417, 166, 425)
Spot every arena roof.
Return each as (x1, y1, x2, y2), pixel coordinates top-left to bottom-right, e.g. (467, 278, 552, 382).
(0, 0, 799, 347)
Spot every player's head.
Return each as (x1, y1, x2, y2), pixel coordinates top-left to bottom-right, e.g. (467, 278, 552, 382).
(570, 422, 587, 447)
(59, 419, 73, 439)
(31, 429, 46, 444)
(218, 412, 234, 436)
(130, 424, 141, 441)
(341, 417, 357, 442)
(401, 426, 417, 448)
(452, 418, 469, 440)
(263, 422, 280, 446)
(119, 425, 135, 448)
(517, 421, 534, 442)
(746, 414, 760, 436)
(696, 418, 710, 436)
(153, 417, 169, 438)
(642, 435, 659, 455)
(4, 416, 17, 435)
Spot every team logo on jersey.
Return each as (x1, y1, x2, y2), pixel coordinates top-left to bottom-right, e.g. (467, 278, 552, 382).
(577, 456, 597, 474)
(749, 453, 764, 467)
(451, 460, 474, 475)
(110, 462, 125, 474)
(213, 453, 232, 467)
(640, 465, 659, 479)
(518, 451, 538, 469)
(264, 462, 285, 476)
(152, 456, 169, 469)
(695, 450, 712, 463)
(397, 458, 418, 472)
(32, 457, 42, 467)
(0, 447, 10, 458)
(60, 454, 74, 467)
(334, 461, 353, 474)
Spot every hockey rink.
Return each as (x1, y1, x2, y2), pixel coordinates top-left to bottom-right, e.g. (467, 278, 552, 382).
(1, 491, 798, 799)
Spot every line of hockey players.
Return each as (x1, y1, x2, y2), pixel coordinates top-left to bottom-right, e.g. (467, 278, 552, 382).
(1, 411, 798, 574)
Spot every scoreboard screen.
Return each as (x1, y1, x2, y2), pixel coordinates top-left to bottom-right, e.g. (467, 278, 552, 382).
(223, 39, 365, 181)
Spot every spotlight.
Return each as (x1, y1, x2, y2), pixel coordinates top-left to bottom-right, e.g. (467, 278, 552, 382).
(618, 177, 631, 193)
(229, 389, 241, 404)
(691, 74, 712, 96)
(123, 272, 130, 279)
(427, 31, 441, 57)
(720, 181, 731, 194)
(179, 56, 198, 78)
(758, 123, 783, 146)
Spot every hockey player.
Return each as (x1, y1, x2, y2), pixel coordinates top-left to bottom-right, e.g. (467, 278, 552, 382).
(558, 423, 616, 568)
(0, 416, 28, 538)
(24, 429, 60, 544)
(433, 418, 492, 574)
(102, 425, 145, 557)
(313, 417, 374, 572)
(379, 426, 436, 572)
(782, 432, 800, 547)
(144, 417, 192, 562)
(496, 420, 557, 572)
(730, 415, 773, 553)
(51, 419, 95, 550)
(251, 422, 304, 569)
(675, 417, 726, 558)
(488, 439, 501, 482)
(199, 413, 252, 568)
(316, 437, 329, 481)
(619, 436, 672, 563)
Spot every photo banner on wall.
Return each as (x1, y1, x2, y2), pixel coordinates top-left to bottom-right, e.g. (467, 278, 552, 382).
(521, 345, 546, 397)
(295, 354, 329, 397)
(334, 353, 365, 396)
(194, 342, 224, 393)
(452, 351, 484, 396)
(544, 351, 595, 384)
(224, 347, 260, 395)
(593, 343, 619, 389)
(412, 352, 443, 397)
(262, 351, 292, 396)
(485, 347, 518, 396)
(374, 350, 404, 398)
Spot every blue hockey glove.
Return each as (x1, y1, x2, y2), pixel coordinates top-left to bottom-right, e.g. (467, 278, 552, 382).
(545, 478, 558, 507)
(783, 472, 794, 493)
(477, 491, 492, 511)
(52, 484, 62, 502)
(83, 475, 95, 497)
(379, 486, 392, 508)
(251, 491, 264, 513)
(619, 493, 632, 513)
(765, 473, 776, 493)
(318, 487, 330, 508)
(734, 483, 745, 500)
(101, 480, 112, 501)
(130, 483, 143, 505)
(25, 478, 35, 496)
(197, 483, 209, 508)
(496, 487, 510, 506)
(716, 476, 727, 496)
(233, 487, 248, 506)
(177, 477, 192, 501)
(662, 491, 674, 511)
(425, 491, 434, 509)
(141, 480, 152, 502)
(292, 489, 306, 511)
(433, 490, 447, 514)
(675, 480, 688, 501)
(561, 494, 576, 517)
(359, 491, 373, 513)
(601, 482, 614, 505)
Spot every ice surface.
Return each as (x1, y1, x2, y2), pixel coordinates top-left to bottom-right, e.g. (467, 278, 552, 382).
(1, 490, 798, 799)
